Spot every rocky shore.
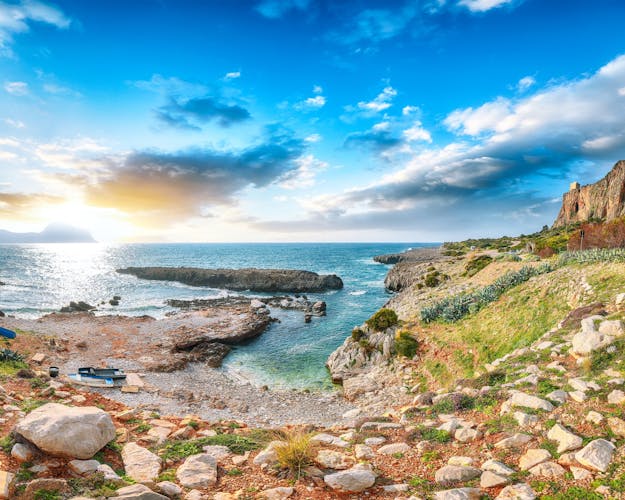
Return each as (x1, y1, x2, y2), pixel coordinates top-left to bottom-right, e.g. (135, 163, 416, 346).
(117, 267, 344, 293)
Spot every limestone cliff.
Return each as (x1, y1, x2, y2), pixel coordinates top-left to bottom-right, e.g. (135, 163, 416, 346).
(553, 160, 625, 227)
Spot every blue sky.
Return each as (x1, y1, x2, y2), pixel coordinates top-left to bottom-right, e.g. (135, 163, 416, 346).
(1, 0, 625, 242)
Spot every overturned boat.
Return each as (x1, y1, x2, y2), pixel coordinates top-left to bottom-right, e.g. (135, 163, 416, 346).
(68, 367, 127, 388)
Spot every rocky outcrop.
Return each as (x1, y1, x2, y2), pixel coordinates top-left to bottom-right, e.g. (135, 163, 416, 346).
(14, 403, 116, 459)
(326, 324, 396, 385)
(118, 267, 343, 293)
(373, 246, 442, 264)
(553, 160, 625, 227)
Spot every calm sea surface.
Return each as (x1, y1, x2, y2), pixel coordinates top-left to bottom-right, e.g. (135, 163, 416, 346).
(0, 243, 437, 388)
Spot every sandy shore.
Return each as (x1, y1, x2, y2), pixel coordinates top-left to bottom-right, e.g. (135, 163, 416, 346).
(1, 309, 358, 427)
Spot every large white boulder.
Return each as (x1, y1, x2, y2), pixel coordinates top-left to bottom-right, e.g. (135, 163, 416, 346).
(14, 403, 115, 459)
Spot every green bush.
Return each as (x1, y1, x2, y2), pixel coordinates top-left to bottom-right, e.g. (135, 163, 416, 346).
(351, 328, 365, 342)
(558, 248, 625, 265)
(395, 331, 418, 358)
(0, 349, 23, 362)
(365, 308, 398, 331)
(424, 272, 440, 287)
(464, 255, 493, 277)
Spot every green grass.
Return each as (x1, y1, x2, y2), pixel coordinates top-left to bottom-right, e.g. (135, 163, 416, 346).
(158, 432, 266, 461)
(33, 491, 62, 500)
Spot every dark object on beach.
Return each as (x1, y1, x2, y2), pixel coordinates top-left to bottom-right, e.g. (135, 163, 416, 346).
(113, 295, 121, 301)
(109, 299, 119, 306)
(117, 266, 344, 293)
(0, 327, 16, 339)
(304, 314, 312, 323)
(49, 366, 59, 378)
(68, 367, 127, 388)
(0, 311, 5, 317)
(16, 369, 35, 379)
(60, 301, 96, 313)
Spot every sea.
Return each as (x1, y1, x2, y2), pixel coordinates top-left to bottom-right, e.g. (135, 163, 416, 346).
(0, 243, 437, 389)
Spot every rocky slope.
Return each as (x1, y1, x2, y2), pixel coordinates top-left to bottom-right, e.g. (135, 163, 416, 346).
(117, 267, 343, 293)
(553, 159, 625, 227)
(3, 275, 625, 498)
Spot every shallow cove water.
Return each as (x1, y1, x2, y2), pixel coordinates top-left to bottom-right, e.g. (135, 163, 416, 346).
(0, 242, 437, 388)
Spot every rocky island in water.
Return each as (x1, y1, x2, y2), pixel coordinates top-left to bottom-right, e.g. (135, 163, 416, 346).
(3, 161, 625, 498)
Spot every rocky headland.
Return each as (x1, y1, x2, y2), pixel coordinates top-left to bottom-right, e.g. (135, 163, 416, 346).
(117, 267, 343, 293)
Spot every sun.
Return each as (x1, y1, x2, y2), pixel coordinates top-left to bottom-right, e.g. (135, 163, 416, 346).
(38, 202, 134, 242)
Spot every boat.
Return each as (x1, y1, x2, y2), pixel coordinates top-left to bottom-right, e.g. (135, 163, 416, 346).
(0, 327, 16, 339)
(68, 367, 127, 388)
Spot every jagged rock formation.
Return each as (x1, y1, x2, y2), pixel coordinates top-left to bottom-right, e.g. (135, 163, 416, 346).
(373, 246, 442, 264)
(118, 267, 343, 293)
(553, 159, 625, 227)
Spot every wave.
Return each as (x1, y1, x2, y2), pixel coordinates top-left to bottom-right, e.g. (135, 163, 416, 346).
(349, 290, 367, 296)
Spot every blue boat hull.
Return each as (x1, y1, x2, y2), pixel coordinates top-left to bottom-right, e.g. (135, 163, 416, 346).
(0, 327, 16, 339)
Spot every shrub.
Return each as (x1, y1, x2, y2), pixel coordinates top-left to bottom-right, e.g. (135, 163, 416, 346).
(351, 328, 365, 342)
(366, 308, 398, 331)
(558, 248, 625, 265)
(159, 433, 264, 461)
(274, 431, 317, 479)
(420, 264, 553, 323)
(395, 331, 418, 358)
(464, 255, 493, 277)
(0, 349, 23, 362)
(424, 272, 440, 287)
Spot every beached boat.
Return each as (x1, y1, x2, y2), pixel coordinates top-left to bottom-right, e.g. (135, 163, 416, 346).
(68, 367, 127, 388)
(0, 327, 16, 339)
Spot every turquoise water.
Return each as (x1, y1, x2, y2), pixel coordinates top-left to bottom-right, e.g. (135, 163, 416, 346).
(0, 243, 436, 388)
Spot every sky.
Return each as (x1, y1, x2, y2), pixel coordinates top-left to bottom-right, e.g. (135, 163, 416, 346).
(2, 0, 625, 242)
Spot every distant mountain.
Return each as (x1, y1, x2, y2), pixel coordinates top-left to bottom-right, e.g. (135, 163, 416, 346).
(0, 223, 96, 244)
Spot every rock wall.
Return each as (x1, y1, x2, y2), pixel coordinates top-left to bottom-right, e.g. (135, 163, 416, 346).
(553, 160, 625, 228)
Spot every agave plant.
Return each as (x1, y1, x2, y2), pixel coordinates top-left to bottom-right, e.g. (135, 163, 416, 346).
(0, 349, 24, 363)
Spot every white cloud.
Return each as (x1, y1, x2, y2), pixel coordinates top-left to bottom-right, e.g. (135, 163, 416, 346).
(458, 0, 515, 12)
(402, 105, 420, 116)
(4, 118, 25, 129)
(43, 82, 81, 97)
(296, 53, 625, 232)
(313, 85, 323, 94)
(278, 154, 327, 189)
(517, 75, 536, 92)
(294, 94, 326, 110)
(356, 86, 397, 112)
(224, 71, 241, 80)
(403, 121, 432, 142)
(305, 133, 322, 143)
(445, 97, 512, 136)
(0, 0, 72, 56)
(4, 81, 29, 95)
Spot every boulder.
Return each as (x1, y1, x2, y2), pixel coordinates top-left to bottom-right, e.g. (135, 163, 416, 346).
(110, 484, 168, 500)
(506, 392, 554, 412)
(434, 488, 483, 500)
(528, 461, 566, 477)
(0, 472, 13, 500)
(435, 465, 481, 484)
(519, 449, 551, 471)
(316, 449, 353, 469)
(377, 442, 410, 455)
(480, 471, 510, 488)
(547, 423, 583, 453)
(496, 483, 536, 499)
(259, 487, 295, 499)
(494, 433, 533, 449)
(575, 439, 615, 472)
(68, 459, 101, 475)
(324, 464, 377, 492)
(23, 479, 70, 499)
(121, 443, 162, 483)
(14, 403, 115, 459)
(176, 453, 218, 488)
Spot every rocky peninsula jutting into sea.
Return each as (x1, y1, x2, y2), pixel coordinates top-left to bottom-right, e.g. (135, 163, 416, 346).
(3, 161, 625, 498)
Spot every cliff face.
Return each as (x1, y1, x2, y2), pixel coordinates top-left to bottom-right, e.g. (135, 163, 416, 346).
(553, 160, 625, 227)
